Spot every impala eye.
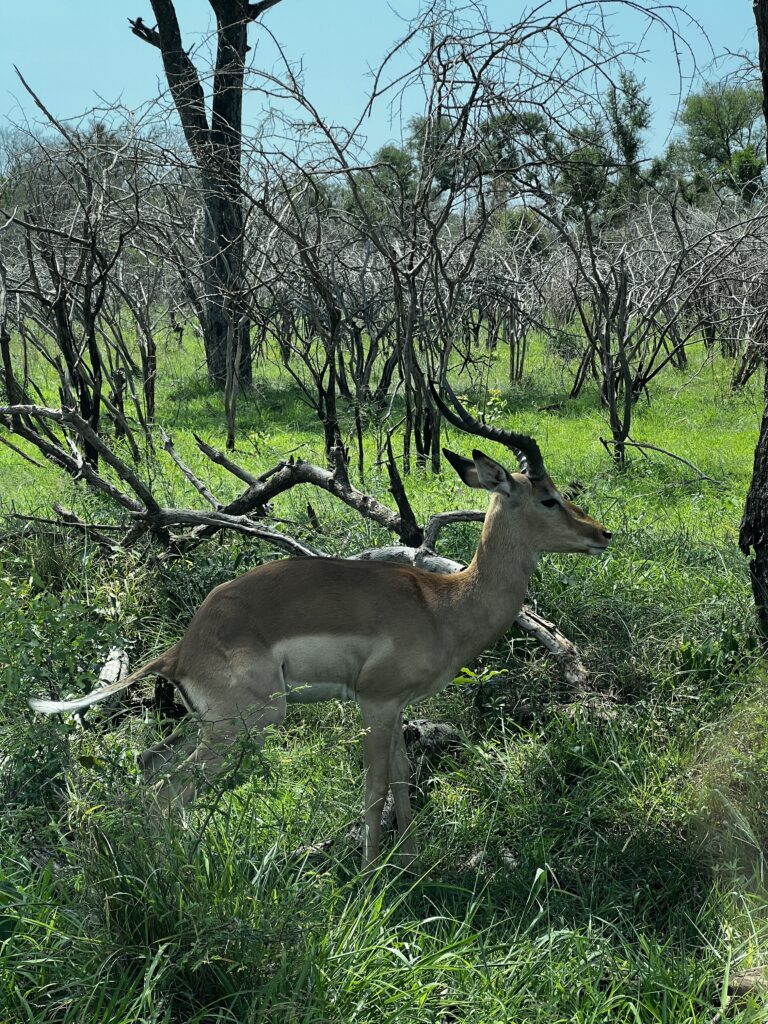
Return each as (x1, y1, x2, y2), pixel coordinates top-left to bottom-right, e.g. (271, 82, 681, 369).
(540, 498, 559, 508)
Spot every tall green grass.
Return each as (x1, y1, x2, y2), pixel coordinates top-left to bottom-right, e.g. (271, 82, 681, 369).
(1, 336, 767, 1021)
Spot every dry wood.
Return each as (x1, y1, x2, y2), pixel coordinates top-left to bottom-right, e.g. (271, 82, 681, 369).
(193, 433, 259, 486)
(160, 508, 323, 558)
(599, 437, 721, 483)
(422, 510, 486, 551)
(161, 429, 222, 509)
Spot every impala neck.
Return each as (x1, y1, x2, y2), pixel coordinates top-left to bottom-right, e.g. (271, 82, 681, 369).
(453, 493, 539, 650)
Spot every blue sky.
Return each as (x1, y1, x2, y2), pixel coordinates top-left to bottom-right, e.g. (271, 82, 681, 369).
(0, 1, 759, 159)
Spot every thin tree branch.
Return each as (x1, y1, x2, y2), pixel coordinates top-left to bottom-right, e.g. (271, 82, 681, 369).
(161, 429, 222, 509)
(247, 0, 283, 19)
(128, 16, 161, 48)
(194, 433, 259, 485)
(422, 510, 485, 551)
(160, 507, 323, 558)
(600, 437, 722, 482)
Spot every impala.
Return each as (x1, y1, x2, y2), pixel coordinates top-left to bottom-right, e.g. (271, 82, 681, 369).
(29, 404, 611, 868)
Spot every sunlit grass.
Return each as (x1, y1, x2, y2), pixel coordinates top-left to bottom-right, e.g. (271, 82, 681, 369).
(1, 334, 767, 1021)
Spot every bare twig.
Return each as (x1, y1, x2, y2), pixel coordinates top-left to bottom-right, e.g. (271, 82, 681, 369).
(161, 429, 222, 509)
(128, 17, 161, 48)
(599, 437, 722, 483)
(159, 507, 323, 559)
(221, 456, 410, 542)
(515, 607, 590, 690)
(53, 504, 123, 550)
(0, 434, 45, 468)
(422, 510, 485, 551)
(194, 433, 259, 486)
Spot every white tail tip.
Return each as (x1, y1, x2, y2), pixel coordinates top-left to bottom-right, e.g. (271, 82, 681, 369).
(29, 696, 87, 714)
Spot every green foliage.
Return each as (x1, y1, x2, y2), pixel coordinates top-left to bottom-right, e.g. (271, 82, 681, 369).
(558, 130, 610, 213)
(728, 144, 766, 203)
(554, 72, 652, 218)
(478, 110, 548, 195)
(657, 81, 767, 203)
(347, 144, 417, 223)
(607, 72, 651, 170)
(680, 83, 764, 170)
(407, 114, 458, 195)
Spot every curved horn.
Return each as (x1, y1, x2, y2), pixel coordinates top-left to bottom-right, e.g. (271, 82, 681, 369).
(429, 379, 547, 480)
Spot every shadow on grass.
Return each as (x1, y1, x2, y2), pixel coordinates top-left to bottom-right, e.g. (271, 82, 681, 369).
(158, 372, 386, 442)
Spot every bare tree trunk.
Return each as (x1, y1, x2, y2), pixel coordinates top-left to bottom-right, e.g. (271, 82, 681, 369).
(201, 177, 251, 387)
(130, 0, 282, 386)
(741, 0, 768, 638)
(740, 363, 768, 638)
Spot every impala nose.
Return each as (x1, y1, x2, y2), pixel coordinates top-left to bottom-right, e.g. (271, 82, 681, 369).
(602, 531, 612, 540)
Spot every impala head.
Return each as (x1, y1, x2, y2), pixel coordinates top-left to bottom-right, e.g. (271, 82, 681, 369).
(444, 446, 611, 555)
(430, 379, 610, 555)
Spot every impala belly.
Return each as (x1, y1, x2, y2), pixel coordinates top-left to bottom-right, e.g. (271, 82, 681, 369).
(285, 682, 356, 703)
(275, 634, 391, 704)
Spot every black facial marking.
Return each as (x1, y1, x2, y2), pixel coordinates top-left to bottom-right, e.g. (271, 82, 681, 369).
(540, 498, 559, 508)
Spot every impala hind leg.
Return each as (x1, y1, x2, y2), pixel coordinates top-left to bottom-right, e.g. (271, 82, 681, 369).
(156, 681, 287, 808)
(359, 699, 404, 871)
(138, 720, 200, 782)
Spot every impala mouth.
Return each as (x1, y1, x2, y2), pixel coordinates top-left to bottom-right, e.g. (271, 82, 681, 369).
(586, 543, 610, 555)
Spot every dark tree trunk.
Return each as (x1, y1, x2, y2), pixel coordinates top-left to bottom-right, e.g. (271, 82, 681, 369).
(201, 177, 251, 386)
(740, 364, 768, 638)
(741, 0, 768, 638)
(132, 0, 282, 387)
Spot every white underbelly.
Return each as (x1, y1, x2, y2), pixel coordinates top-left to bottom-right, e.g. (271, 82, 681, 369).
(285, 682, 356, 704)
(275, 634, 393, 704)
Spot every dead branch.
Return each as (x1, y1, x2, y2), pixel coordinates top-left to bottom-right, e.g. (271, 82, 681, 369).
(5, 416, 146, 515)
(422, 510, 486, 551)
(216, 455, 412, 542)
(385, 436, 423, 546)
(515, 607, 589, 690)
(159, 507, 323, 559)
(246, 0, 283, 18)
(128, 17, 161, 48)
(52, 504, 123, 550)
(599, 437, 722, 483)
(0, 405, 157, 514)
(352, 546, 464, 574)
(193, 433, 259, 486)
(161, 429, 222, 509)
(0, 434, 45, 468)
(7, 510, 122, 551)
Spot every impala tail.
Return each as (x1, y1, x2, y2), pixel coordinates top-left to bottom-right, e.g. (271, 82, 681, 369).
(28, 647, 178, 715)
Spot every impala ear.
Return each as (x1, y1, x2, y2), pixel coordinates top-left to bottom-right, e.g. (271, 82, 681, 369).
(471, 449, 517, 498)
(444, 447, 518, 498)
(443, 448, 480, 488)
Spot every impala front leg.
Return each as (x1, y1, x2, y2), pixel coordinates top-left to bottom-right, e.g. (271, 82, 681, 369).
(360, 700, 401, 871)
(389, 718, 416, 864)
